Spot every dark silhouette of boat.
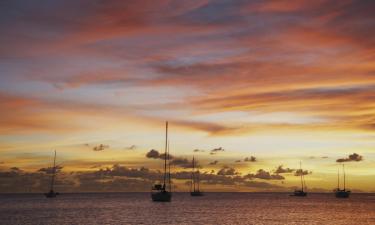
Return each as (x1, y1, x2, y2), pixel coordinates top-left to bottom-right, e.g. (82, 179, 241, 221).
(291, 162, 307, 197)
(44, 150, 59, 198)
(190, 156, 204, 197)
(335, 164, 350, 198)
(151, 121, 172, 202)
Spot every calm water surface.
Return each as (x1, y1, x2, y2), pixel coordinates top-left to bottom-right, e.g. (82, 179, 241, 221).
(0, 193, 374, 225)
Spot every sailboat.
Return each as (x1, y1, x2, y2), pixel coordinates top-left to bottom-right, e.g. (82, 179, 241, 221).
(190, 156, 204, 196)
(151, 121, 172, 202)
(291, 162, 307, 197)
(44, 150, 59, 198)
(335, 164, 350, 198)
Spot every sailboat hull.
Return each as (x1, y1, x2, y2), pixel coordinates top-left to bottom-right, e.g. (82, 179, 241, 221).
(291, 190, 307, 197)
(335, 190, 350, 198)
(151, 191, 172, 202)
(44, 190, 59, 198)
(190, 191, 204, 197)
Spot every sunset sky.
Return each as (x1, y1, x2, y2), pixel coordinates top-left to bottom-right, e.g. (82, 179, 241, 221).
(0, 0, 374, 193)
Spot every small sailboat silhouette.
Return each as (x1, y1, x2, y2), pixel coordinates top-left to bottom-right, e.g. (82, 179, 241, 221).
(44, 150, 59, 198)
(151, 121, 172, 202)
(335, 164, 350, 198)
(291, 162, 307, 197)
(190, 156, 204, 197)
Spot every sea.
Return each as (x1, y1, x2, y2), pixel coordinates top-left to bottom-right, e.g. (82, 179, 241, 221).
(0, 192, 374, 225)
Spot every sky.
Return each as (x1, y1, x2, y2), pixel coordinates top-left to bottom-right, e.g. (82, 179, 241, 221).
(0, 0, 374, 193)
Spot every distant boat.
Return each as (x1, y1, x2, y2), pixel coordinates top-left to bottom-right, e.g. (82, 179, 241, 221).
(335, 164, 350, 198)
(190, 156, 204, 197)
(44, 150, 59, 198)
(151, 121, 172, 202)
(291, 162, 307, 197)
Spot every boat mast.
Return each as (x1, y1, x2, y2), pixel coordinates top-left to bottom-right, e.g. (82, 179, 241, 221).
(197, 164, 200, 192)
(190, 164, 193, 192)
(337, 168, 340, 190)
(192, 156, 196, 192)
(163, 121, 168, 189)
(343, 164, 346, 190)
(300, 161, 304, 191)
(168, 140, 171, 192)
(50, 150, 56, 191)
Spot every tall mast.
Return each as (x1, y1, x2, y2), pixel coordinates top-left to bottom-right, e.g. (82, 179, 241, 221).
(192, 156, 196, 192)
(197, 164, 200, 192)
(168, 140, 171, 192)
(300, 161, 304, 191)
(163, 121, 168, 188)
(50, 150, 56, 191)
(190, 162, 193, 192)
(343, 164, 346, 190)
(337, 168, 340, 189)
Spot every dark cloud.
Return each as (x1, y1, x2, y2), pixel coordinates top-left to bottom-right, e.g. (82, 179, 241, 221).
(145, 149, 173, 160)
(38, 165, 63, 174)
(159, 153, 174, 160)
(193, 149, 205, 152)
(210, 147, 224, 155)
(294, 169, 311, 176)
(106, 164, 160, 180)
(336, 153, 364, 162)
(0, 167, 72, 193)
(235, 160, 241, 163)
(146, 149, 160, 159)
(244, 156, 256, 162)
(0, 167, 24, 179)
(93, 144, 109, 151)
(245, 169, 285, 180)
(217, 166, 239, 176)
(275, 165, 294, 174)
(209, 160, 219, 165)
(0, 163, 315, 193)
(170, 157, 196, 169)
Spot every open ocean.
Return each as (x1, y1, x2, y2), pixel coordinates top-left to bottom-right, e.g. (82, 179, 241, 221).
(0, 192, 374, 225)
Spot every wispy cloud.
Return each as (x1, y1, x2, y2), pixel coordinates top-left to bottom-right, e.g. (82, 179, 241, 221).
(210, 147, 225, 155)
(124, 145, 137, 150)
(93, 144, 110, 151)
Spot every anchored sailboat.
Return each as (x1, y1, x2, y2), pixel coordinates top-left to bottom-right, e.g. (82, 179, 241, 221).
(335, 164, 350, 198)
(291, 162, 307, 197)
(190, 156, 204, 197)
(151, 121, 172, 202)
(44, 150, 59, 198)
